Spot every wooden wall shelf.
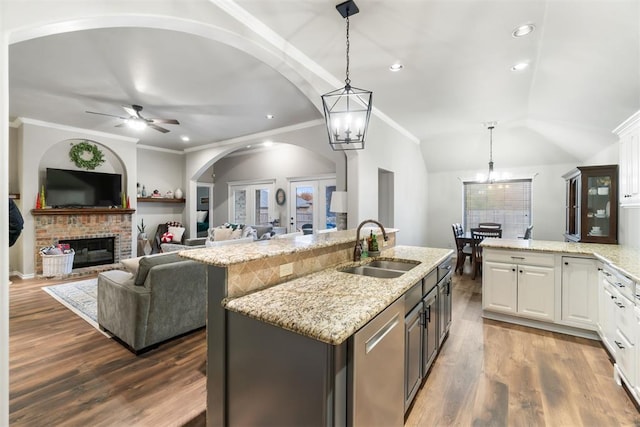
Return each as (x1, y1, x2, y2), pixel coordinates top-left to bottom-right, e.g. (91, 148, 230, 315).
(31, 208, 136, 216)
(137, 197, 185, 204)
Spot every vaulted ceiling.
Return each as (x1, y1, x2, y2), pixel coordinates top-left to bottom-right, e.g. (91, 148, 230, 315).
(8, 0, 640, 172)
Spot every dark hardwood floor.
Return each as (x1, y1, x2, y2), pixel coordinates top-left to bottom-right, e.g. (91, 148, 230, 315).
(9, 263, 640, 426)
(9, 275, 206, 426)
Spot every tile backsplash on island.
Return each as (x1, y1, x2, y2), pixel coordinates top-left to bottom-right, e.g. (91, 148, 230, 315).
(180, 229, 397, 298)
(227, 233, 397, 298)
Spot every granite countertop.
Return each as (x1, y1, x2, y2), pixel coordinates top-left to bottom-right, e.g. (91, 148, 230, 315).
(223, 245, 453, 345)
(179, 228, 398, 267)
(481, 238, 640, 283)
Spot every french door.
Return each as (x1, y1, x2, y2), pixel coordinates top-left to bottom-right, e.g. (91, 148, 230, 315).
(229, 181, 274, 226)
(289, 178, 336, 233)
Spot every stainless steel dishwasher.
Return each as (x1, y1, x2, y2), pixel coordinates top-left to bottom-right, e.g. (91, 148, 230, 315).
(350, 297, 404, 426)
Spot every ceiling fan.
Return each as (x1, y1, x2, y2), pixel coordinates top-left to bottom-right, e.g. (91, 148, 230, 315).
(86, 104, 180, 133)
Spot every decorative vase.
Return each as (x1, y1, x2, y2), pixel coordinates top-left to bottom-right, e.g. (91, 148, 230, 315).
(138, 232, 147, 240)
(143, 240, 152, 255)
(141, 186, 147, 197)
(174, 188, 183, 199)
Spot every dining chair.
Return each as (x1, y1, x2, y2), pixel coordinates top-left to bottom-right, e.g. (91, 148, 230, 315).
(478, 222, 502, 229)
(470, 227, 503, 279)
(518, 225, 533, 240)
(452, 223, 472, 274)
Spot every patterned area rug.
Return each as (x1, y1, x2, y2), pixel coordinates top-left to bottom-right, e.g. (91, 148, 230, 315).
(42, 278, 111, 337)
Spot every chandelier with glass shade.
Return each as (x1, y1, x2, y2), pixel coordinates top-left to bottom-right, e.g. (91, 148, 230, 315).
(321, 0, 372, 151)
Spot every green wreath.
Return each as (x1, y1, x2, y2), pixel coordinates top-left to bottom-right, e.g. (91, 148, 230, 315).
(69, 141, 105, 170)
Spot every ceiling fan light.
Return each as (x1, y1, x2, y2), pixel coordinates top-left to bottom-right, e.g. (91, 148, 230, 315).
(126, 118, 147, 130)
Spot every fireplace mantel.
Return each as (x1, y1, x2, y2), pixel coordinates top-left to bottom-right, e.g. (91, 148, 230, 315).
(31, 208, 135, 216)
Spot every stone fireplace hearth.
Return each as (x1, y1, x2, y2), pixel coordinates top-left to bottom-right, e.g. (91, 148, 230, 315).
(32, 208, 134, 275)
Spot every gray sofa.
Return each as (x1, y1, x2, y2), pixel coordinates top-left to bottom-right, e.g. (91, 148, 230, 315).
(97, 252, 206, 353)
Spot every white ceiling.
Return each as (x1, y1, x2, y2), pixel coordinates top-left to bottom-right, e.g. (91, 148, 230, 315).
(8, 0, 640, 172)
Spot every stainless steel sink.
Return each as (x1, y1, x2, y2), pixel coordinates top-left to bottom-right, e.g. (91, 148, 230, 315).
(339, 266, 405, 279)
(367, 260, 419, 272)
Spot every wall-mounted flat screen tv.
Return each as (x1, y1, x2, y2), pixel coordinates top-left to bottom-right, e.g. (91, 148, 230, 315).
(46, 168, 122, 208)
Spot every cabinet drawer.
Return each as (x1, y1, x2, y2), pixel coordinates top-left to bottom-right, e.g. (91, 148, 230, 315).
(405, 281, 423, 313)
(615, 294, 636, 345)
(484, 250, 554, 267)
(614, 329, 636, 387)
(423, 269, 437, 295)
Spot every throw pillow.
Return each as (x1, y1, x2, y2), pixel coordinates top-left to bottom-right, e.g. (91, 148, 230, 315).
(242, 226, 255, 238)
(161, 232, 174, 243)
(196, 210, 208, 223)
(214, 226, 233, 241)
(230, 228, 243, 240)
(121, 256, 143, 275)
(168, 226, 185, 243)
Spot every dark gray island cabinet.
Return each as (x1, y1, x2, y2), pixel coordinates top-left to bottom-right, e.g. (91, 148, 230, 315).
(222, 254, 453, 426)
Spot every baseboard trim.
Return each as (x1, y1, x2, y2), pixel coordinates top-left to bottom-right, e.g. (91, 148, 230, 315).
(482, 310, 600, 340)
(10, 271, 35, 280)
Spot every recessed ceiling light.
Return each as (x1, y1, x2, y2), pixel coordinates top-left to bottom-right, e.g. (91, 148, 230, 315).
(389, 63, 404, 72)
(246, 145, 252, 149)
(266, 114, 275, 119)
(180, 135, 190, 142)
(511, 62, 529, 71)
(263, 140, 273, 147)
(512, 24, 535, 38)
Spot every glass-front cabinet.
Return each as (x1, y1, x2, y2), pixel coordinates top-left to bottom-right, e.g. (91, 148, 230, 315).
(563, 165, 618, 244)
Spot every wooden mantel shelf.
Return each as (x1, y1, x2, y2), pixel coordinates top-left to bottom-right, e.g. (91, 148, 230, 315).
(137, 197, 185, 204)
(31, 208, 136, 216)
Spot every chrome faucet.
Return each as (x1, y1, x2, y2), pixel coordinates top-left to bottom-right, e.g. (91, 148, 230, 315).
(353, 219, 389, 261)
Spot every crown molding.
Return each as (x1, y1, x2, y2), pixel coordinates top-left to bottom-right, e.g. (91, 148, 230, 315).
(11, 117, 139, 143)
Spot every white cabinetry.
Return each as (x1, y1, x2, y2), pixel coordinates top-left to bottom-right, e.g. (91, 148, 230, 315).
(561, 257, 599, 330)
(635, 305, 640, 400)
(600, 274, 619, 357)
(483, 250, 555, 322)
(613, 110, 640, 206)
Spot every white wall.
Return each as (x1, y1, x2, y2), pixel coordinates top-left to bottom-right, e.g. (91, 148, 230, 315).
(211, 144, 336, 227)
(347, 115, 428, 246)
(136, 147, 185, 240)
(426, 163, 575, 250)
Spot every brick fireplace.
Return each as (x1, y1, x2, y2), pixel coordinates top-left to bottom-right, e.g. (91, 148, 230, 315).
(32, 208, 134, 275)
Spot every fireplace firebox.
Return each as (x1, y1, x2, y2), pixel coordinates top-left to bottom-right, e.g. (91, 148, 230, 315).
(59, 237, 115, 269)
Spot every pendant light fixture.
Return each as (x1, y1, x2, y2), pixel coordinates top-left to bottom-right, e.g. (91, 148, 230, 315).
(321, 0, 372, 151)
(485, 122, 498, 183)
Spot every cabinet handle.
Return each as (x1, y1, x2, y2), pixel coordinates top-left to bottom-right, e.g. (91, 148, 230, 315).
(615, 301, 625, 309)
(615, 282, 625, 288)
(615, 341, 625, 350)
(564, 262, 569, 265)
(604, 272, 612, 277)
(597, 267, 603, 271)
(511, 256, 525, 260)
(611, 295, 617, 300)
(519, 270, 523, 274)
(512, 268, 516, 272)
(424, 306, 431, 323)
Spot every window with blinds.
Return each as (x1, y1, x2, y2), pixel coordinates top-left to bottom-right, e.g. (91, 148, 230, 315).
(463, 179, 532, 239)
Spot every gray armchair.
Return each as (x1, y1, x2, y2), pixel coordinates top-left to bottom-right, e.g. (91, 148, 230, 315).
(97, 252, 206, 353)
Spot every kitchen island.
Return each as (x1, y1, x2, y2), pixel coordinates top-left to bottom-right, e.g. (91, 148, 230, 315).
(180, 229, 452, 426)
